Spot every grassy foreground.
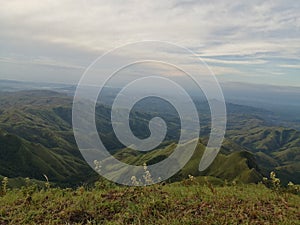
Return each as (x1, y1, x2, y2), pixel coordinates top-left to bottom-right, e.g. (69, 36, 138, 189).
(0, 178, 300, 225)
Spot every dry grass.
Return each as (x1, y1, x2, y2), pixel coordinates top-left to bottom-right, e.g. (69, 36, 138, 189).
(0, 178, 299, 225)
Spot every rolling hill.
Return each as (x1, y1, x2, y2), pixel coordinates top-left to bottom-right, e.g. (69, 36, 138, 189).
(0, 130, 94, 186)
(227, 127, 300, 183)
(114, 139, 262, 183)
(0, 90, 299, 185)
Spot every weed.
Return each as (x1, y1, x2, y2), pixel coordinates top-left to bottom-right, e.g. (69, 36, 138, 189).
(205, 177, 216, 194)
(43, 174, 50, 190)
(1, 177, 8, 196)
(1, 180, 300, 224)
(142, 163, 154, 185)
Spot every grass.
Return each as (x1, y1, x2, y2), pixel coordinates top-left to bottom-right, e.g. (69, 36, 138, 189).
(114, 141, 263, 184)
(0, 177, 299, 225)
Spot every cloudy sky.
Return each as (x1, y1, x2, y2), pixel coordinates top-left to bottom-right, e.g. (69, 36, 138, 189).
(0, 0, 299, 86)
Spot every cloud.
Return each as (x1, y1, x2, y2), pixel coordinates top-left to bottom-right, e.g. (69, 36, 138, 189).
(1, 1, 298, 52)
(279, 64, 300, 69)
(209, 65, 244, 76)
(0, 57, 85, 70)
(201, 57, 267, 65)
(0, 0, 299, 85)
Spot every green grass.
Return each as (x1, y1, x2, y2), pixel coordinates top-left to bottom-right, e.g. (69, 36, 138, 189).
(227, 126, 300, 184)
(0, 178, 299, 225)
(114, 140, 263, 183)
(0, 132, 95, 186)
(0, 90, 300, 224)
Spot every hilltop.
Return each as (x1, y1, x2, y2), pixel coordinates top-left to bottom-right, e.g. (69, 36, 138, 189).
(0, 177, 299, 225)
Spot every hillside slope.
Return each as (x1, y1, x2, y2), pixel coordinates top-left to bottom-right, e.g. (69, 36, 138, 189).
(0, 130, 94, 185)
(1, 179, 299, 225)
(114, 140, 263, 183)
(0, 90, 299, 185)
(227, 127, 300, 183)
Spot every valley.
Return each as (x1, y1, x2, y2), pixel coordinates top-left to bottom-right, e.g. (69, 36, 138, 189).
(0, 89, 299, 186)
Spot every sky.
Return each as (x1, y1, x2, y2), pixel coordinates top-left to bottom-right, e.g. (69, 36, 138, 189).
(0, 0, 299, 86)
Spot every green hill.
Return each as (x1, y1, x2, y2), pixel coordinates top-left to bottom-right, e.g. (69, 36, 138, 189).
(227, 127, 300, 184)
(114, 140, 263, 183)
(228, 127, 300, 153)
(0, 130, 94, 186)
(0, 90, 299, 185)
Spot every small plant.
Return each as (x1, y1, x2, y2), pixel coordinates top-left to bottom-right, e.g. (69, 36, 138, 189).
(93, 160, 102, 173)
(77, 186, 85, 195)
(231, 180, 237, 186)
(205, 177, 216, 194)
(183, 174, 197, 186)
(129, 163, 159, 186)
(262, 171, 283, 194)
(287, 181, 300, 195)
(22, 177, 37, 205)
(1, 177, 8, 195)
(262, 177, 268, 183)
(131, 176, 140, 186)
(43, 174, 50, 190)
(25, 177, 30, 187)
(143, 163, 154, 185)
(270, 171, 281, 191)
(262, 172, 300, 195)
(188, 174, 194, 182)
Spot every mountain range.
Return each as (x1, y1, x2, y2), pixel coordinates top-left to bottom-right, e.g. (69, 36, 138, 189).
(0, 89, 299, 186)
